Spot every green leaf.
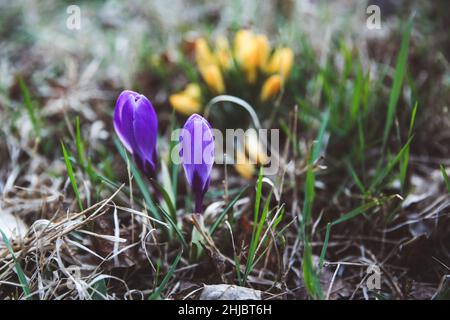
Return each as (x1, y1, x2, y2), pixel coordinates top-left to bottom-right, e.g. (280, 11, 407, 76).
(89, 279, 107, 300)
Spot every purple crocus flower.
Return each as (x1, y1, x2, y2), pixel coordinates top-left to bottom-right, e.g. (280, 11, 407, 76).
(114, 90, 158, 177)
(180, 114, 215, 213)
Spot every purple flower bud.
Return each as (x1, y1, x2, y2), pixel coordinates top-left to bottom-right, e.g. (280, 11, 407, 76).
(180, 114, 215, 213)
(114, 90, 158, 177)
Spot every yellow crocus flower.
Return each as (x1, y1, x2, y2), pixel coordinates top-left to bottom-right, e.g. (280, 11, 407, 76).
(195, 38, 216, 69)
(199, 64, 225, 94)
(184, 83, 202, 100)
(245, 129, 269, 165)
(234, 150, 255, 180)
(260, 74, 282, 102)
(234, 30, 259, 83)
(265, 47, 294, 79)
(233, 29, 254, 57)
(169, 93, 202, 116)
(254, 34, 270, 68)
(234, 30, 271, 84)
(169, 83, 203, 115)
(215, 36, 233, 71)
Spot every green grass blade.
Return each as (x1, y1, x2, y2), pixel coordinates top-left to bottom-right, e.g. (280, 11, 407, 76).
(75, 116, 86, 169)
(149, 251, 182, 300)
(0, 229, 31, 299)
(114, 137, 161, 220)
(319, 223, 332, 269)
(301, 159, 323, 299)
(253, 167, 264, 227)
(249, 191, 273, 267)
(303, 240, 323, 299)
(210, 185, 248, 235)
(243, 168, 264, 282)
(156, 204, 187, 248)
(346, 160, 366, 193)
(319, 197, 394, 269)
(312, 111, 330, 162)
(302, 159, 315, 229)
(18, 77, 40, 137)
(382, 18, 413, 150)
(400, 102, 418, 191)
(440, 164, 450, 193)
(350, 65, 363, 121)
(61, 142, 84, 211)
(151, 178, 177, 222)
(369, 136, 413, 192)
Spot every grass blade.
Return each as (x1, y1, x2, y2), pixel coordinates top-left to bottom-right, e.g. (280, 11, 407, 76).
(312, 111, 330, 162)
(369, 136, 413, 192)
(301, 158, 323, 299)
(61, 142, 84, 211)
(149, 251, 182, 300)
(319, 196, 396, 269)
(400, 102, 418, 191)
(440, 164, 450, 193)
(243, 167, 264, 282)
(382, 18, 413, 150)
(303, 240, 323, 299)
(75, 116, 86, 169)
(114, 137, 161, 220)
(18, 77, 40, 137)
(210, 185, 248, 235)
(151, 178, 177, 222)
(0, 229, 31, 299)
(156, 204, 187, 248)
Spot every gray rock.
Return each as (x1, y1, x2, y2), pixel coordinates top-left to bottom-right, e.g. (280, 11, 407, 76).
(200, 284, 262, 300)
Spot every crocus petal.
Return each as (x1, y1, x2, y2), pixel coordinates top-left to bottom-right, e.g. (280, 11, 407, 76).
(180, 114, 215, 213)
(114, 90, 139, 153)
(260, 74, 282, 102)
(133, 94, 158, 172)
(169, 93, 202, 116)
(234, 150, 255, 180)
(119, 93, 139, 153)
(199, 64, 225, 94)
(265, 48, 294, 79)
(113, 90, 158, 178)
